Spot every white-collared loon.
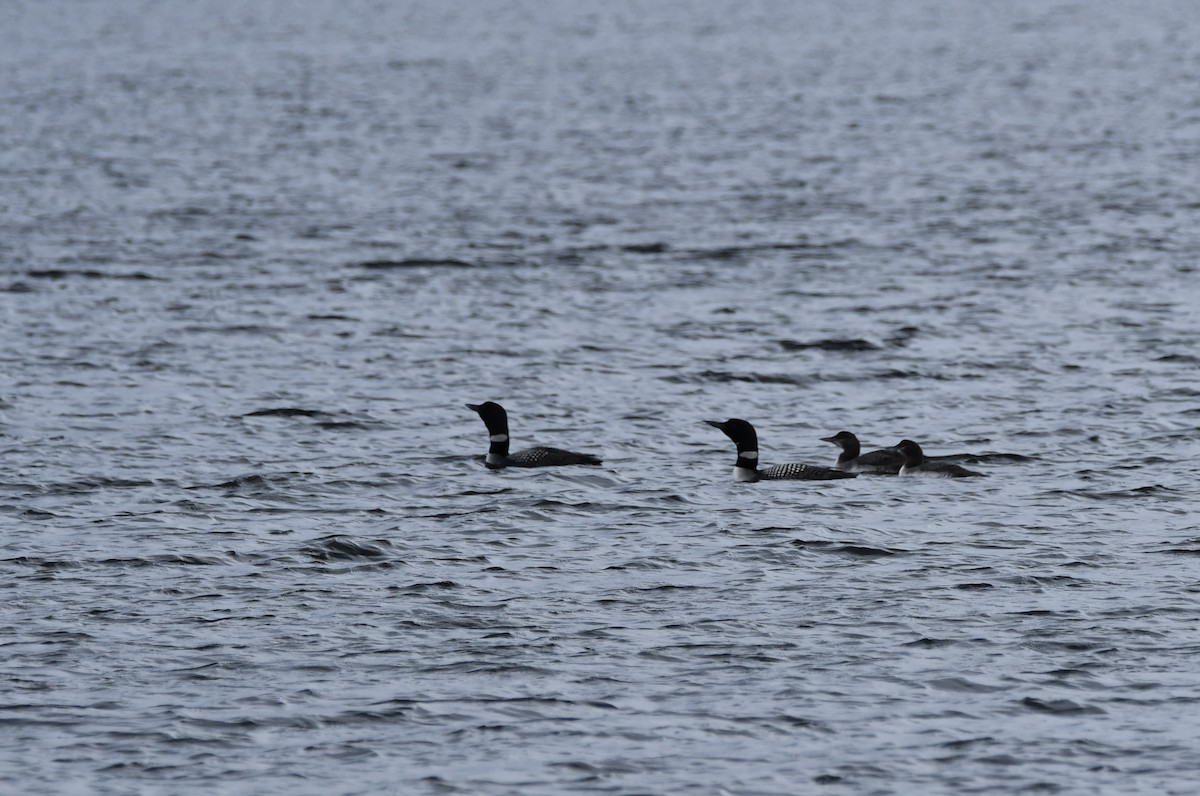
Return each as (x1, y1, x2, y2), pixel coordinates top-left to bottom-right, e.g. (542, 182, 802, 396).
(820, 430, 904, 474)
(706, 418, 857, 482)
(467, 401, 602, 469)
(895, 439, 984, 478)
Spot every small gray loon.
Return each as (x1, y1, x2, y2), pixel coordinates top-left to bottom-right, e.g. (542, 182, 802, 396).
(706, 418, 857, 482)
(467, 401, 602, 469)
(820, 431, 904, 474)
(895, 439, 984, 478)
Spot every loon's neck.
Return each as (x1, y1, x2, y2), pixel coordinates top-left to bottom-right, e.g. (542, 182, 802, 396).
(486, 430, 510, 463)
(734, 449, 760, 482)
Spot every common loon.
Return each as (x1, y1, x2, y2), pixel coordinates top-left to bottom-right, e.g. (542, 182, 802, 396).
(820, 430, 904, 474)
(895, 439, 984, 478)
(706, 418, 857, 482)
(467, 401, 602, 469)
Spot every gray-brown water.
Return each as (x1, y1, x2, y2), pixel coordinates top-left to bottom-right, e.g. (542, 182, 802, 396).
(3, 1, 1200, 793)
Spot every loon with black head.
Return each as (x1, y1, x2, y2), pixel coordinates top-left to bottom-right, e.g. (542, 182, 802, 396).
(895, 439, 983, 478)
(706, 418, 857, 482)
(467, 401, 602, 469)
(820, 430, 904, 474)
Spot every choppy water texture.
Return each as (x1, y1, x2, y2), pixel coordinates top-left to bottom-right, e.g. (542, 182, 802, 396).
(3, 1, 1200, 794)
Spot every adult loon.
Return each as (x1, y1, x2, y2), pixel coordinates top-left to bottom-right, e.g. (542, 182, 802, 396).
(895, 439, 984, 478)
(467, 401, 602, 469)
(706, 418, 857, 482)
(820, 430, 904, 474)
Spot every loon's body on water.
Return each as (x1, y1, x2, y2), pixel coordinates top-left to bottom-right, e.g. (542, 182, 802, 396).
(467, 401, 602, 469)
(706, 418, 857, 482)
(895, 439, 984, 478)
(820, 430, 904, 474)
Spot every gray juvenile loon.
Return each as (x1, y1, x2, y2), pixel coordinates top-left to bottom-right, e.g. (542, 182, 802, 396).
(706, 418, 857, 482)
(467, 401, 602, 469)
(895, 439, 984, 478)
(820, 430, 904, 474)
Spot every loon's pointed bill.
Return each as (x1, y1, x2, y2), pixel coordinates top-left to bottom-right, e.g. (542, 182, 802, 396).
(708, 417, 856, 483)
(467, 401, 602, 469)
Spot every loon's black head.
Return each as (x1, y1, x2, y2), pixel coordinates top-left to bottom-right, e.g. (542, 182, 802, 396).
(894, 439, 924, 466)
(821, 430, 861, 464)
(820, 430, 859, 449)
(467, 401, 510, 436)
(705, 418, 759, 454)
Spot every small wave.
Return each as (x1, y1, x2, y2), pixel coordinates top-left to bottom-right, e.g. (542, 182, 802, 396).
(355, 258, 474, 269)
(778, 338, 882, 352)
(325, 702, 414, 726)
(1, 556, 80, 570)
(1156, 542, 1200, 556)
(190, 472, 305, 495)
(604, 558, 675, 571)
(183, 324, 286, 335)
(98, 554, 226, 567)
(1019, 697, 1105, 716)
(1041, 668, 1097, 678)
(788, 539, 906, 558)
(172, 499, 224, 514)
(395, 580, 458, 592)
(1049, 485, 1174, 501)
(371, 325, 425, 338)
(904, 637, 957, 648)
(529, 498, 608, 511)
(237, 410, 384, 429)
(302, 535, 393, 561)
(622, 242, 670, 253)
(1004, 575, 1089, 588)
(939, 736, 996, 749)
(664, 367, 949, 386)
(24, 269, 162, 281)
(241, 407, 332, 418)
(928, 677, 1009, 693)
(148, 205, 212, 219)
(39, 476, 167, 494)
(681, 241, 853, 261)
(661, 370, 815, 386)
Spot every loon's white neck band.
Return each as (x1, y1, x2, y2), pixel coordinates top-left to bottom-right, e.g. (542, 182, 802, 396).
(739, 450, 759, 460)
(489, 434, 509, 443)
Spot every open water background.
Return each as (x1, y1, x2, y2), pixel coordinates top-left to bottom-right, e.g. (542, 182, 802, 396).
(3, 1, 1200, 793)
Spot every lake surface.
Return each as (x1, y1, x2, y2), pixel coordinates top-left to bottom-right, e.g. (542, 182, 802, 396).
(3, 1, 1200, 793)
